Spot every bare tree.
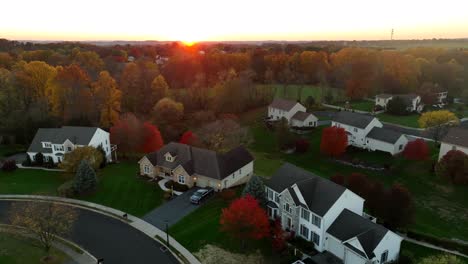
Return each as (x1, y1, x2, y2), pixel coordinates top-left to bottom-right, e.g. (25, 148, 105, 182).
(9, 201, 78, 258)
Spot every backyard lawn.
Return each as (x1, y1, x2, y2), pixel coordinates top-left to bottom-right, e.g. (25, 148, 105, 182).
(401, 241, 468, 264)
(338, 100, 375, 112)
(0, 162, 163, 217)
(377, 113, 421, 128)
(0, 231, 70, 264)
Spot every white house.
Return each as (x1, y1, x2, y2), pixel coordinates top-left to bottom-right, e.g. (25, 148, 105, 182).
(375, 94, 423, 113)
(434, 91, 448, 105)
(27, 126, 113, 164)
(266, 163, 403, 264)
(138, 142, 254, 191)
(438, 127, 468, 160)
(268, 98, 318, 127)
(332, 111, 408, 155)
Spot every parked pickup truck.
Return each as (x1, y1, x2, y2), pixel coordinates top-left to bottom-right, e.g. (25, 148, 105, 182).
(190, 188, 214, 204)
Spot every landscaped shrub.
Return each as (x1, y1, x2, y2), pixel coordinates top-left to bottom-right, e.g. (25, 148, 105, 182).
(289, 236, 317, 255)
(320, 126, 348, 157)
(34, 152, 44, 166)
(295, 139, 309, 153)
(1, 159, 17, 172)
(163, 190, 172, 200)
(387, 96, 409, 115)
(22, 155, 32, 167)
(44, 159, 55, 169)
(242, 175, 266, 207)
(60, 146, 103, 173)
(73, 160, 97, 195)
(219, 189, 236, 202)
(57, 181, 75, 197)
(164, 180, 189, 192)
(403, 139, 430, 161)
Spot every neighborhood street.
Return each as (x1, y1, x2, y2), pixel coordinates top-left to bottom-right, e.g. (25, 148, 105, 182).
(0, 200, 179, 264)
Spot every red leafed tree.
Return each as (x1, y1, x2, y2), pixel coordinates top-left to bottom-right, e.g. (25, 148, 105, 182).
(347, 173, 370, 198)
(271, 218, 286, 252)
(435, 150, 468, 185)
(141, 122, 164, 153)
(179, 131, 197, 145)
(384, 184, 414, 228)
(330, 173, 345, 186)
(220, 195, 270, 247)
(320, 126, 348, 157)
(403, 139, 430, 161)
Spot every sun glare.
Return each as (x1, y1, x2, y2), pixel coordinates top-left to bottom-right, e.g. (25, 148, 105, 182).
(182, 40, 196, 47)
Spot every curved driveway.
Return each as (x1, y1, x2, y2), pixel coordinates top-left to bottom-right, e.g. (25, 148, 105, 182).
(0, 200, 179, 264)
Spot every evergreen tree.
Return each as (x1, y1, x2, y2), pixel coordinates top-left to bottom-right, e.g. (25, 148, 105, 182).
(34, 152, 44, 166)
(73, 160, 97, 194)
(242, 175, 267, 207)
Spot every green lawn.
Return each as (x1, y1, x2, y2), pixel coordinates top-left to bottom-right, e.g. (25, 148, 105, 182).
(0, 144, 26, 158)
(377, 113, 421, 128)
(401, 241, 468, 263)
(257, 84, 345, 103)
(338, 100, 375, 112)
(0, 231, 70, 264)
(0, 162, 163, 217)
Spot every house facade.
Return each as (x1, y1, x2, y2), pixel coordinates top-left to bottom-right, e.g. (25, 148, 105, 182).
(138, 142, 254, 191)
(268, 98, 318, 128)
(266, 163, 403, 264)
(375, 94, 423, 113)
(332, 111, 408, 155)
(438, 128, 468, 160)
(27, 126, 113, 164)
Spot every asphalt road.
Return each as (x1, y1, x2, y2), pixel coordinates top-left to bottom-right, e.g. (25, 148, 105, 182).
(0, 200, 179, 264)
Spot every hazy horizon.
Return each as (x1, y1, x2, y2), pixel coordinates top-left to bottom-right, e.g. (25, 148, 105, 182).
(2, 0, 468, 43)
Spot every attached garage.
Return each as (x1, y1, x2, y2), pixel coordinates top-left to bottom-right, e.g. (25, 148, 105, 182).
(326, 236, 344, 259)
(344, 248, 366, 264)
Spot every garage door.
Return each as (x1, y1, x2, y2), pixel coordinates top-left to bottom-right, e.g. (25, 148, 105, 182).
(327, 237, 344, 259)
(344, 249, 366, 264)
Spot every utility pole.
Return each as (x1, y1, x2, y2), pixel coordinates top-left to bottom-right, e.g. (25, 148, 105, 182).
(391, 28, 394, 41)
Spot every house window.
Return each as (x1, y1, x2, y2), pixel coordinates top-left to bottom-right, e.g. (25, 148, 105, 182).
(274, 193, 279, 203)
(268, 189, 273, 200)
(353, 128, 358, 132)
(300, 225, 309, 240)
(452, 145, 457, 151)
(178, 175, 185, 184)
(399, 144, 403, 150)
(67, 147, 72, 151)
(144, 165, 150, 174)
(311, 231, 320, 246)
(284, 203, 291, 213)
(287, 217, 292, 229)
(312, 215, 321, 228)
(381, 250, 388, 263)
(42, 142, 52, 148)
(301, 208, 310, 221)
(54, 145, 64, 151)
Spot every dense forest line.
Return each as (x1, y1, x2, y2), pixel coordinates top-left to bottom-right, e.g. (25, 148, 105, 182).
(0, 38, 467, 144)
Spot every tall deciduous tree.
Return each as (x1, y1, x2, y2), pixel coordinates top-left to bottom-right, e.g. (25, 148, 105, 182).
(153, 98, 184, 124)
(110, 113, 144, 153)
(220, 195, 270, 249)
(384, 184, 414, 229)
(9, 202, 78, 257)
(151, 74, 169, 104)
(275, 118, 295, 151)
(59, 146, 104, 174)
(418, 110, 459, 142)
(140, 122, 164, 153)
(435, 150, 468, 185)
(320, 126, 348, 157)
(92, 71, 121, 128)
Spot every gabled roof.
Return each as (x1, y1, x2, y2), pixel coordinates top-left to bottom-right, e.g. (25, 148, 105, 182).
(28, 126, 99, 153)
(332, 111, 375, 129)
(366, 127, 405, 144)
(267, 163, 347, 217)
(269, 98, 300, 111)
(143, 142, 254, 180)
(376, 94, 393, 99)
(291, 111, 316, 121)
(441, 127, 468, 148)
(327, 209, 390, 259)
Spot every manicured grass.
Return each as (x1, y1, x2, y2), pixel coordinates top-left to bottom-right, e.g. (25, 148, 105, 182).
(377, 113, 421, 128)
(0, 162, 163, 217)
(0, 231, 70, 264)
(257, 84, 345, 103)
(249, 123, 468, 241)
(337, 100, 375, 112)
(401, 241, 468, 264)
(83, 162, 164, 217)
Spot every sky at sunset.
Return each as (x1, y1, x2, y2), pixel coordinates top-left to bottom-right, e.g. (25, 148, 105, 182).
(1, 0, 468, 42)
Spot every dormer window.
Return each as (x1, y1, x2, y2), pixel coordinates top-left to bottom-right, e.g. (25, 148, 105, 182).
(164, 152, 177, 162)
(42, 142, 52, 148)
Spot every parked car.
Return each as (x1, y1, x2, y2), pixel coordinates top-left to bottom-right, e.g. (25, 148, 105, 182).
(190, 188, 214, 204)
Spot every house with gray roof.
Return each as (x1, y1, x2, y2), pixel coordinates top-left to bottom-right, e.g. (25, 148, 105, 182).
(332, 111, 408, 155)
(27, 126, 113, 164)
(268, 98, 318, 128)
(375, 93, 423, 113)
(265, 163, 402, 264)
(438, 127, 468, 160)
(138, 142, 254, 191)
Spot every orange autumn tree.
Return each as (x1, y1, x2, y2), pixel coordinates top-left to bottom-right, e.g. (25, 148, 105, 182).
(320, 126, 348, 157)
(220, 195, 270, 248)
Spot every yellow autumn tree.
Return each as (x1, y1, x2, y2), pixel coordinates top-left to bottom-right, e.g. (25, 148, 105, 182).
(151, 74, 169, 105)
(419, 110, 459, 142)
(93, 71, 121, 128)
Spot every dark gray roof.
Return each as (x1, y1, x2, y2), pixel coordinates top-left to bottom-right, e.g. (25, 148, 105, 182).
(145, 142, 254, 180)
(292, 111, 315, 121)
(267, 163, 347, 217)
(327, 209, 389, 259)
(442, 128, 468, 148)
(269, 98, 300, 111)
(376, 94, 393, 99)
(366, 127, 405, 144)
(28, 126, 99, 153)
(266, 201, 278, 209)
(332, 111, 375, 129)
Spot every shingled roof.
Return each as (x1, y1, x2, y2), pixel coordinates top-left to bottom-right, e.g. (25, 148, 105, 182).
(291, 111, 315, 121)
(269, 98, 300, 111)
(28, 126, 99, 153)
(267, 163, 347, 216)
(366, 127, 405, 144)
(327, 209, 390, 259)
(332, 111, 375, 129)
(143, 142, 254, 180)
(441, 127, 468, 148)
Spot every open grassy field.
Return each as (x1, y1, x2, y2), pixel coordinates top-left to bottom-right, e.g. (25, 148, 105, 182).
(377, 113, 421, 128)
(401, 241, 468, 263)
(0, 232, 70, 264)
(257, 84, 345, 103)
(0, 145, 26, 158)
(0, 162, 163, 217)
